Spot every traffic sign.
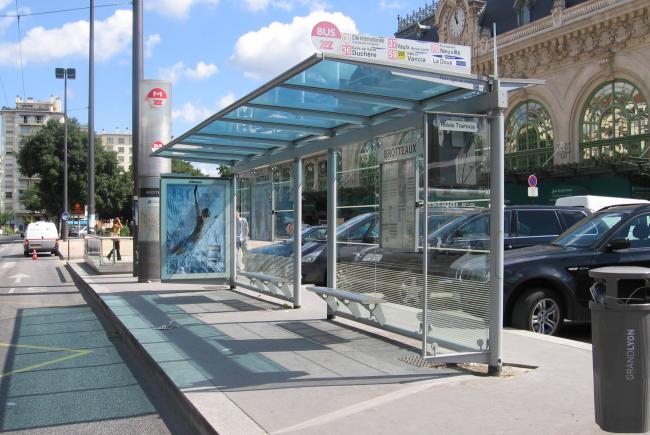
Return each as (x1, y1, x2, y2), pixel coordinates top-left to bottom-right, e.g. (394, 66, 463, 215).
(61, 211, 70, 221)
(528, 174, 538, 188)
(528, 187, 539, 197)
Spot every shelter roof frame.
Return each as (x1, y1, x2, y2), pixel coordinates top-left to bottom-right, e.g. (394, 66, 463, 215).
(153, 52, 540, 172)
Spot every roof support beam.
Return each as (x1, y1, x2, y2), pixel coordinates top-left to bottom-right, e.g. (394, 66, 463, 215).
(214, 117, 333, 136)
(168, 156, 238, 166)
(164, 147, 255, 159)
(187, 134, 289, 148)
(277, 83, 419, 111)
(176, 143, 274, 155)
(161, 151, 249, 161)
(242, 103, 370, 125)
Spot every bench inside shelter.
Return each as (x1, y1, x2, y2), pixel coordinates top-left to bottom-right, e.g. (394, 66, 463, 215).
(239, 271, 292, 299)
(307, 286, 386, 325)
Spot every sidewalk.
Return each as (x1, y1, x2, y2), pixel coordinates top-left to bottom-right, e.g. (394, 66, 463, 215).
(67, 261, 602, 435)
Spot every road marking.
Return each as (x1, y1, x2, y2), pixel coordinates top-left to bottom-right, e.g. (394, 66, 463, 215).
(8, 273, 30, 284)
(1, 261, 16, 269)
(0, 343, 93, 379)
(8, 288, 15, 294)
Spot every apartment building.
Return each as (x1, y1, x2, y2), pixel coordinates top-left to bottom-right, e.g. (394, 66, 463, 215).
(1, 96, 62, 228)
(97, 129, 132, 171)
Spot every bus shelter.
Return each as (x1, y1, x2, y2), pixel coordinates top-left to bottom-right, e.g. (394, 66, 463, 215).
(153, 52, 540, 373)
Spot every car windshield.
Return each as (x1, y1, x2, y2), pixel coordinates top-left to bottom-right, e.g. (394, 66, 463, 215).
(551, 211, 626, 248)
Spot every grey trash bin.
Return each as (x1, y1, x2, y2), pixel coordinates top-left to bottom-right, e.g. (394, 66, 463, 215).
(589, 266, 650, 433)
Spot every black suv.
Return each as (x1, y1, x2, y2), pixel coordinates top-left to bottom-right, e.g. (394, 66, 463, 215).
(355, 205, 590, 286)
(451, 204, 650, 335)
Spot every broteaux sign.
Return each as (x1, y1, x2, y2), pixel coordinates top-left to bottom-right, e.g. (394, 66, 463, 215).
(378, 141, 423, 163)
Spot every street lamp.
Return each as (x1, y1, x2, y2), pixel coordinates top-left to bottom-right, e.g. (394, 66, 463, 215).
(55, 67, 75, 241)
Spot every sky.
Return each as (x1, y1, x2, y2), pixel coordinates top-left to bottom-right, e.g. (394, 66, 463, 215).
(0, 0, 427, 174)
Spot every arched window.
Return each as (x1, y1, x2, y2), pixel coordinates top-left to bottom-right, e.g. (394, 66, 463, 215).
(358, 138, 380, 186)
(581, 80, 649, 160)
(318, 160, 327, 191)
(305, 163, 315, 192)
(505, 100, 554, 170)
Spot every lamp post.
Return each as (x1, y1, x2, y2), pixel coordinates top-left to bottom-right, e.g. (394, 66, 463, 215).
(55, 67, 75, 241)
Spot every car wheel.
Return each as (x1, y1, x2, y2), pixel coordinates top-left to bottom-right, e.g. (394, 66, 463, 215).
(512, 288, 563, 336)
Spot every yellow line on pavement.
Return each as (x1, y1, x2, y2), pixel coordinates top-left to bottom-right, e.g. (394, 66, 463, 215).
(0, 342, 93, 379)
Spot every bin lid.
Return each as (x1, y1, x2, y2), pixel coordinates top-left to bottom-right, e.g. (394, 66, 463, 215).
(589, 266, 650, 280)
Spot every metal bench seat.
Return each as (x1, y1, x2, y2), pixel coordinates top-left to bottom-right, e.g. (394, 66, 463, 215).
(239, 271, 292, 299)
(307, 286, 386, 325)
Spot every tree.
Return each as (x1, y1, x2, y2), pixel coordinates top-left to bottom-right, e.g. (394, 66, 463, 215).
(0, 211, 15, 226)
(219, 165, 231, 177)
(172, 159, 205, 177)
(17, 118, 132, 219)
(21, 186, 44, 215)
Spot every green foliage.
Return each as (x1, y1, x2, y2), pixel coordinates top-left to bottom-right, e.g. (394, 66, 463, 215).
(0, 211, 15, 226)
(20, 186, 44, 215)
(17, 118, 132, 219)
(219, 165, 231, 177)
(172, 159, 204, 177)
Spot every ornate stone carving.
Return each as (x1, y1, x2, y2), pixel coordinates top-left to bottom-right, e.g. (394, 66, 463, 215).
(567, 36, 582, 58)
(598, 28, 614, 48)
(583, 32, 596, 52)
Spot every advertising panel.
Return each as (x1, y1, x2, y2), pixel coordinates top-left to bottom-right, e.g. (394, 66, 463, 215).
(160, 177, 230, 280)
(311, 21, 471, 74)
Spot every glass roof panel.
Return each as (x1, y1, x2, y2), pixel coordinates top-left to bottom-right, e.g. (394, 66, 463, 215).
(182, 135, 278, 150)
(285, 59, 458, 101)
(250, 86, 396, 116)
(224, 106, 341, 129)
(197, 120, 310, 141)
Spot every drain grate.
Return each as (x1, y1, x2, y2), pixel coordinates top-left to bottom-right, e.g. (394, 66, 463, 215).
(398, 353, 446, 369)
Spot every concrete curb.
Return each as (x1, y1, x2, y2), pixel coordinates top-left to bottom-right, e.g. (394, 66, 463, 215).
(66, 262, 218, 435)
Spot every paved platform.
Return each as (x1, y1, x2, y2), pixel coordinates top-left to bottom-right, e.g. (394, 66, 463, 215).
(67, 261, 603, 435)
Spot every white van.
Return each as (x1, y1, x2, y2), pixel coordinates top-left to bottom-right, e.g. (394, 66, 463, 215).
(555, 195, 650, 212)
(23, 221, 59, 257)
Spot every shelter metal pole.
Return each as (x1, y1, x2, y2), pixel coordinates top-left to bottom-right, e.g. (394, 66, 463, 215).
(293, 158, 302, 308)
(488, 105, 505, 376)
(87, 0, 95, 234)
(132, 0, 142, 276)
(326, 150, 337, 291)
(62, 74, 68, 241)
(230, 174, 237, 288)
(422, 113, 429, 357)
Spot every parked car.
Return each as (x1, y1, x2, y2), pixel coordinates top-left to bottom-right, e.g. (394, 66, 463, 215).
(555, 195, 649, 212)
(451, 203, 650, 335)
(23, 221, 60, 256)
(354, 205, 591, 298)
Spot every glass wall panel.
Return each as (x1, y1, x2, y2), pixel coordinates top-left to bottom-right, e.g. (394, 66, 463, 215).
(424, 114, 491, 356)
(334, 127, 426, 337)
(237, 166, 295, 302)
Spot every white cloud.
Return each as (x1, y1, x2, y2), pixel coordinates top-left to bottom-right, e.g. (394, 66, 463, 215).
(242, 0, 328, 12)
(230, 10, 357, 80)
(172, 101, 213, 123)
(217, 92, 236, 109)
(185, 61, 218, 79)
(0, 9, 132, 66)
(145, 0, 219, 19)
(380, 0, 403, 10)
(144, 34, 161, 58)
(160, 61, 218, 83)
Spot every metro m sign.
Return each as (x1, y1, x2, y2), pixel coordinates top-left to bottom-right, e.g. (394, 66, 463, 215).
(145, 87, 168, 109)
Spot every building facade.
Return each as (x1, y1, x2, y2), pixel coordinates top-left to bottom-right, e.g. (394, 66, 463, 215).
(97, 129, 132, 171)
(0, 96, 62, 227)
(397, 0, 650, 202)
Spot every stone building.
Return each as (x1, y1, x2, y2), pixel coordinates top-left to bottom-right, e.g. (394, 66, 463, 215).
(0, 96, 63, 227)
(397, 0, 650, 202)
(97, 129, 133, 171)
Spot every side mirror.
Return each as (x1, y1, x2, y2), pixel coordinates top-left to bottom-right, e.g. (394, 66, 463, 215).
(607, 238, 630, 252)
(365, 234, 379, 244)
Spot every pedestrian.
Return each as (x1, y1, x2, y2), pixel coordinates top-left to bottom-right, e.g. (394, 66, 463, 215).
(236, 212, 249, 271)
(106, 217, 123, 261)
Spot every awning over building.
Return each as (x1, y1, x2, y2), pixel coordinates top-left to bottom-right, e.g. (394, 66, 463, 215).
(153, 52, 540, 170)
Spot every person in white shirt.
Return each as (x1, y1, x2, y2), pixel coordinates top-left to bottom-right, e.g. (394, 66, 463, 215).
(236, 212, 249, 271)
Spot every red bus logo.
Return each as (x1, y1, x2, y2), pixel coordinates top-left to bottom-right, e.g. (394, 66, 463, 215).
(151, 141, 164, 152)
(145, 87, 168, 108)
